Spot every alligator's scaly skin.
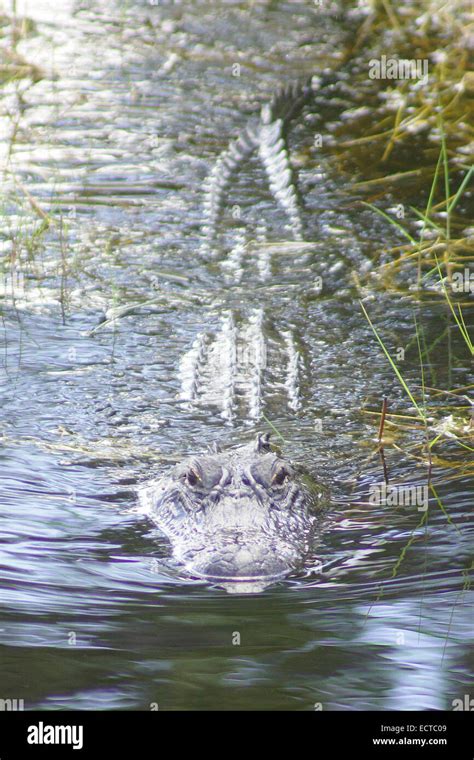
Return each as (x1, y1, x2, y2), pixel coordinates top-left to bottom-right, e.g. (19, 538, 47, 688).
(139, 434, 326, 588)
(202, 124, 259, 240)
(177, 308, 302, 422)
(202, 78, 315, 243)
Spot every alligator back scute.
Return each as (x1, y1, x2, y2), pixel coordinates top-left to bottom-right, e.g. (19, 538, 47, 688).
(202, 124, 259, 243)
(177, 309, 303, 423)
(258, 119, 303, 240)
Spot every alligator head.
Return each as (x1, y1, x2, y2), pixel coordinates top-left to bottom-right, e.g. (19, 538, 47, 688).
(139, 434, 326, 591)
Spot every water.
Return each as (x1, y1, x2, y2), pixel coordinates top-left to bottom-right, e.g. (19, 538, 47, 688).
(0, 0, 472, 710)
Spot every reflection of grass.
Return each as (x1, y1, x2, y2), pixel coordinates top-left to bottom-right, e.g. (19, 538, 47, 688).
(390, 508, 428, 580)
(0, 182, 69, 323)
(442, 561, 473, 663)
(0, 7, 53, 321)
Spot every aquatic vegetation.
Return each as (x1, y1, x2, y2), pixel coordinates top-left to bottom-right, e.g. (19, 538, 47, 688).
(332, 1, 473, 428)
(335, 0, 473, 298)
(328, 0, 474, 599)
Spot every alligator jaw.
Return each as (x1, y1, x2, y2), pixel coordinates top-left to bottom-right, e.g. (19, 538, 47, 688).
(169, 496, 305, 587)
(177, 526, 296, 585)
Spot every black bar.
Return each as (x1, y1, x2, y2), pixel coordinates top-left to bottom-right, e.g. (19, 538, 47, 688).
(0, 711, 472, 758)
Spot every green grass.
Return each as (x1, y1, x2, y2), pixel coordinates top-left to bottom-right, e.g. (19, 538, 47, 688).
(361, 131, 473, 354)
(359, 300, 426, 420)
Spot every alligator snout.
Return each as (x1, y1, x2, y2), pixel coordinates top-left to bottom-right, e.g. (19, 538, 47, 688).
(189, 495, 296, 581)
(185, 522, 295, 583)
(196, 550, 291, 582)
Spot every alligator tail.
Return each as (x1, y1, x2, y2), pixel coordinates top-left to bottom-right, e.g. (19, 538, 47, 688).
(262, 77, 314, 127)
(202, 75, 328, 244)
(202, 124, 258, 242)
(258, 118, 304, 240)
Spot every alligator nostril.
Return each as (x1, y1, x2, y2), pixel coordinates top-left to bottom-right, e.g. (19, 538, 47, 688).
(241, 474, 251, 487)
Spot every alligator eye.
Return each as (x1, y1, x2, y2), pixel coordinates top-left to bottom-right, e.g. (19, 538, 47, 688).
(272, 466, 288, 486)
(186, 468, 201, 487)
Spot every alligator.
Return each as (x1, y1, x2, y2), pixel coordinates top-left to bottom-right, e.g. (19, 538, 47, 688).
(139, 433, 327, 591)
(139, 77, 343, 589)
